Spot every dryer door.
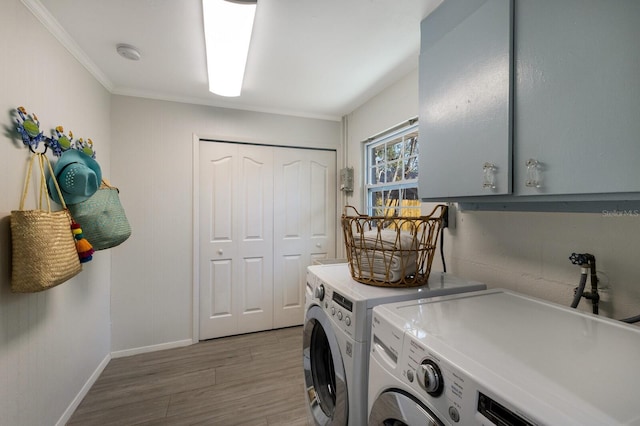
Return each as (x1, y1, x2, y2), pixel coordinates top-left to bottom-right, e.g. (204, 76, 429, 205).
(303, 305, 348, 425)
(369, 390, 443, 426)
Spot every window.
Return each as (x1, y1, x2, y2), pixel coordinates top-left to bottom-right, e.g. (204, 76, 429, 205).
(364, 121, 420, 217)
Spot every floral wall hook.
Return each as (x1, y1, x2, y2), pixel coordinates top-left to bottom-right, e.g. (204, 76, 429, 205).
(15, 106, 46, 152)
(12, 107, 97, 159)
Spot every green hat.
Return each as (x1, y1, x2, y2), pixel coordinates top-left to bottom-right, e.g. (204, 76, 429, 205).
(48, 150, 102, 205)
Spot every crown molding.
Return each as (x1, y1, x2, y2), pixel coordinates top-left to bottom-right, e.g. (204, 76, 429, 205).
(21, 0, 114, 92)
(111, 87, 342, 122)
(20, 0, 342, 122)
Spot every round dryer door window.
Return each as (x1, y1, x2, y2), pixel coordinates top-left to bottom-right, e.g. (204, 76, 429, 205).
(303, 305, 348, 425)
(369, 391, 443, 426)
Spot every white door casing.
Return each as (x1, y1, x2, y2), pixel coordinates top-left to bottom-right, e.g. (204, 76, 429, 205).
(198, 141, 336, 339)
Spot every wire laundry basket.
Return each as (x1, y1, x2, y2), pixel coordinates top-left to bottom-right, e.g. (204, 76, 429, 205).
(341, 204, 446, 287)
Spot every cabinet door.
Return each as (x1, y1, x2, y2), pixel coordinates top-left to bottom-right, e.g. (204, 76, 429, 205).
(419, 0, 513, 199)
(515, 0, 640, 196)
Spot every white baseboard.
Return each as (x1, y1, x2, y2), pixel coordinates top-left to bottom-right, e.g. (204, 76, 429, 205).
(56, 354, 111, 426)
(110, 339, 193, 359)
(54, 339, 193, 425)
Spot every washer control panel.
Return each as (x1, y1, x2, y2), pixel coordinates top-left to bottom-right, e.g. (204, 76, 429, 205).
(401, 335, 470, 424)
(326, 286, 354, 336)
(400, 334, 538, 425)
(308, 272, 355, 337)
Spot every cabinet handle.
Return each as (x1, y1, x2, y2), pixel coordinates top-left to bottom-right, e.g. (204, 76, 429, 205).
(482, 162, 497, 190)
(525, 159, 541, 188)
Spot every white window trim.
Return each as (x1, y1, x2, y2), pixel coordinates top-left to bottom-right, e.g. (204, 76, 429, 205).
(363, 121, 419, 217)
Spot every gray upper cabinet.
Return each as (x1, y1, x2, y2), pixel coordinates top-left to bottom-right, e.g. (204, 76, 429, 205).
(515, 0, 640, 197)
(419, 0, 640, 205)
(418, 0, 513, 199)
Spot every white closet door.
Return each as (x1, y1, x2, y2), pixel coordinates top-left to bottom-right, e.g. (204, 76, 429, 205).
(199, 141, 274, 340)
(273, 148, 336, 328)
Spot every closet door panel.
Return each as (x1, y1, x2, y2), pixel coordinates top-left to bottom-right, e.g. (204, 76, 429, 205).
(273, 149, 336, 328)
(199, 141, 336, 337)
(199, 142, 273, 339)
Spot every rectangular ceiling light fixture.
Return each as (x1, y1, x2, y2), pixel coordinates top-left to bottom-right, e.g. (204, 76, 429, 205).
(203, 0, 257, 97)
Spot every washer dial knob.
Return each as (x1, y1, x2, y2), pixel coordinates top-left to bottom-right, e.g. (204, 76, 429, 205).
(418, 359, 444, 397)
(314, 284, 325, 301)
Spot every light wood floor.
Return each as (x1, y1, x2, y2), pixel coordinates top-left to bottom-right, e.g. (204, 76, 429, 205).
(67, 326, 310, 426)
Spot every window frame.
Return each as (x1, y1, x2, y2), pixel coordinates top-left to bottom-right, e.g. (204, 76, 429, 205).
(363, 121, 420, 217)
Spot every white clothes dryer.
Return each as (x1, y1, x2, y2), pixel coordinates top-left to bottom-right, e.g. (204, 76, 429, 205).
(303, 263, 485, 426)
(368, 289, 640, 426)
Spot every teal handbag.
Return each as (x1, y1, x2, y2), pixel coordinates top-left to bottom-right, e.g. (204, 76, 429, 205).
(68, 180, 131, 250)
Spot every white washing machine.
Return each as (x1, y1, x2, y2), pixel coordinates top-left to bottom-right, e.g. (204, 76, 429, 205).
(303, 263, 485, 426)
(368, 288, 640, 426)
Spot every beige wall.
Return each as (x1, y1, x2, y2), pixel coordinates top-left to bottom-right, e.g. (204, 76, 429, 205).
(109, 96, 341, 353)
(0, 1, 112, 424)
(343, 68, 421, 213)
(450, 209, 640, 319)
(345, 69, 640, 321)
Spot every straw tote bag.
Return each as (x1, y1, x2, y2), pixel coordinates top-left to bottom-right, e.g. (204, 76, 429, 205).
(68, 180, 131, 250)
(10, 153, 81, 293)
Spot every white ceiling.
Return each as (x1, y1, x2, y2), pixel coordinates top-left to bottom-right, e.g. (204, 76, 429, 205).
(30, 0, 442, 121)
